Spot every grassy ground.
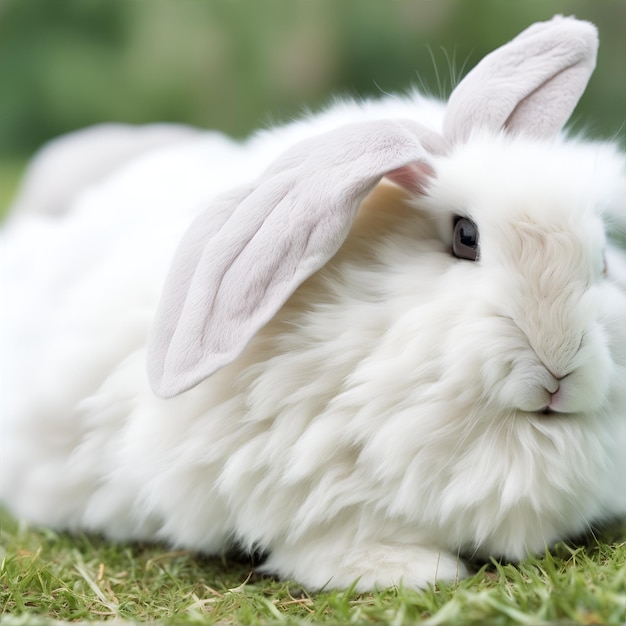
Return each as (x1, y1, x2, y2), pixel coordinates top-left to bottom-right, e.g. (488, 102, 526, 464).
(1, 509, 625, 625)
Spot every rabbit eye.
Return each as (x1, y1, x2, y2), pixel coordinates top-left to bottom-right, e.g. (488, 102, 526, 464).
(452, 216, 479, 261)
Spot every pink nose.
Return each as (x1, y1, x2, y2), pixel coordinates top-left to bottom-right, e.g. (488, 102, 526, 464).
(548, 387, 564, 412)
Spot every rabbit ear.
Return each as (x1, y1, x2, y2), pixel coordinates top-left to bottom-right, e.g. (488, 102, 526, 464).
(148, 120, 446, 398)
(444, 15, 598, 143)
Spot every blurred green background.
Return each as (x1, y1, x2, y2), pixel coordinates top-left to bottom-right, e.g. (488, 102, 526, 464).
(0, 0, 624, 212)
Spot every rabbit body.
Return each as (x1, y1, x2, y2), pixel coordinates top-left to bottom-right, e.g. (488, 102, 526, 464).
(2, 18, 626, 591)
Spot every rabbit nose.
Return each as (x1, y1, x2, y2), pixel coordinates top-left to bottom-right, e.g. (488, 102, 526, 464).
(549, 385, 562, 409)
(545, 373, 572, 413)
(548, 386, 565, 412)
(539, 391, 559, 415)
(538, 370, 564, 414)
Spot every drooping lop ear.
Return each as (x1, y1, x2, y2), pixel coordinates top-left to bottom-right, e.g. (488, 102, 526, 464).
(148, 120, 445, 398)
(444, 15, 598, 143)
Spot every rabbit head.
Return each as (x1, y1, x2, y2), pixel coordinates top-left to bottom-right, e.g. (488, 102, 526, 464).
(148, 15, 606, 400)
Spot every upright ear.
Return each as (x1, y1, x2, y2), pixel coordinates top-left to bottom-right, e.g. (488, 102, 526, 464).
(148, 120, 445, 398)
(444, 15, 598, 143)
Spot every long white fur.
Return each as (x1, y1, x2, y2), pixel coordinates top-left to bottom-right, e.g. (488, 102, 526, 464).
(2, 47, 626, 593)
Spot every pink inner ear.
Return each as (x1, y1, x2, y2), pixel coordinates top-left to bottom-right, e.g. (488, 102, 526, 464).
(385, 161, 435, 195)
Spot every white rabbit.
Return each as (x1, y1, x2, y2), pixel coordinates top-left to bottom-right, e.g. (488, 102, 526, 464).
(1, 16, 625, 591)
(7, 123, 200, 218)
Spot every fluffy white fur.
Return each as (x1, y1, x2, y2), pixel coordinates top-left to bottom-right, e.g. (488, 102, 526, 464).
(7, 123, 199, 218)
(2, 36, 626, 591)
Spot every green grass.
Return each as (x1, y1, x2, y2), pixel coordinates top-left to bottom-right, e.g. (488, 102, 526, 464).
(0, 158, 25, 218)
(1, 509, 625, 625)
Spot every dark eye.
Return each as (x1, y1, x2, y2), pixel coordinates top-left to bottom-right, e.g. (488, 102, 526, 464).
(452, 216, 479, 261)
